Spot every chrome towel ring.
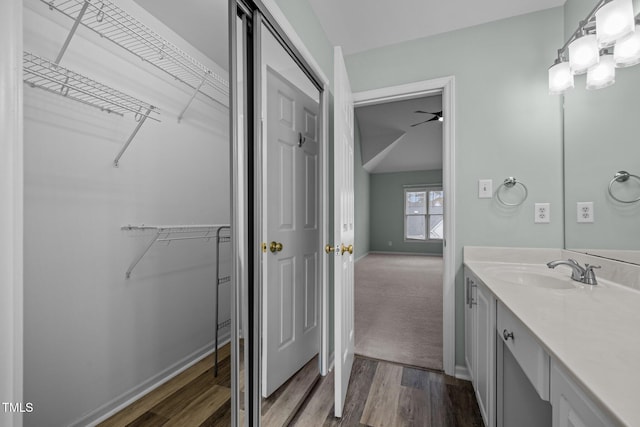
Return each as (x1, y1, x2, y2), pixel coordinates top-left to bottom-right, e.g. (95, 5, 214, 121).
(608, 171, 640, 203)
(496, 177, 528, 207)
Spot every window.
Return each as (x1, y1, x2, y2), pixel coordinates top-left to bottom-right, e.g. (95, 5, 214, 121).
(404, 187, 444, 241)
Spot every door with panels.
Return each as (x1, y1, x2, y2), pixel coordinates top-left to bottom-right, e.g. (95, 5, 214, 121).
(333, 45, 355, 418)
(262, 66, 320, 397)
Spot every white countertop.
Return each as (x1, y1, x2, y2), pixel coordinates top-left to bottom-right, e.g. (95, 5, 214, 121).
(464, 251, 640, 427)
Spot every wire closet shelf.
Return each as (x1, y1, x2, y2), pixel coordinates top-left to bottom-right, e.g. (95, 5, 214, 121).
(122, 224, 232, 377)
(23, 51, 159, 166)
(41, 0, 229, 113)
(24, 51, 158, 120)
(121, 224, 229, 279)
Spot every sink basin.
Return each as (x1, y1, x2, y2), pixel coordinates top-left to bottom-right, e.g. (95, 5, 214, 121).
(482, 265, 579, 290)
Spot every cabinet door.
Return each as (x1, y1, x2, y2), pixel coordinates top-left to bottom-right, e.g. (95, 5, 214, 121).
(476, 281, 496, 427)
(464, 272, 476, 381)
(551, 361, 615, 427)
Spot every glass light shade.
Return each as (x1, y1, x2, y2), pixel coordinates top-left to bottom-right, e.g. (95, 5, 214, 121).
(614, 25, 640, 67)
(548, 61, 574, 94)
(586, 54, 616, 89)
(595, 0, 635, 47)
(569, 34, 599, 74)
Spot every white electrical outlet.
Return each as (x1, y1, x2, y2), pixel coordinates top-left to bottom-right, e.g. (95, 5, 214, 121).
(478, 179, 492, 198)
(577, 202, 594, 223)
(535, 203, 551, 223)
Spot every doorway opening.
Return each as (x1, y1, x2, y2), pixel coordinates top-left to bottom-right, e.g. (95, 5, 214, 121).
(354, 93, 444, 371)
(353, 77, 456, 376)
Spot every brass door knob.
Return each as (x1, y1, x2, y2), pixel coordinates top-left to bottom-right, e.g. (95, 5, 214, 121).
(340, 244, 353, 255)
(269, 241, 283, 253)
(325, 244, 335, 254)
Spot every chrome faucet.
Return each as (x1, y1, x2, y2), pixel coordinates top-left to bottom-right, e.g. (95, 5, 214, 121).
(546, 259, 601, 285)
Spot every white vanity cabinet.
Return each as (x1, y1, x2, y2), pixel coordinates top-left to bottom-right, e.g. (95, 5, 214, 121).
(464, 268, 496, 427)
(464, 263, 622, 427)
(551, 361, 617, 427)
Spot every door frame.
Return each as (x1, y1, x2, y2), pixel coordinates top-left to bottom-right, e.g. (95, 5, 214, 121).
(353, 77, 456, 376)
(1, 1, 24, 427)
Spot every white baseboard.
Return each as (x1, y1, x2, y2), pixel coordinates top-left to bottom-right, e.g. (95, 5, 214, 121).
(354, 252, 369, 262)
(73, 333, 231, 427)
(455, 364, 471, 381)
(369, 251, 443, 257)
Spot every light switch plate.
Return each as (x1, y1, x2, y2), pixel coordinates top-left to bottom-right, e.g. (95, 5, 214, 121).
(479, 179, 492, 198)
(577, 202, 594, 223)
(535, 203, 550, 223)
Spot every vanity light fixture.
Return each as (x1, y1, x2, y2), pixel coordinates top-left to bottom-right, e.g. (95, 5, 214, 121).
(569, 33, 600, 74)
(614, 24, 640, 66)
(586, 51, 616, 89)
(595, 0, 635, 47)
(548, 0, 640, 94)
(548, 58, 574, 94)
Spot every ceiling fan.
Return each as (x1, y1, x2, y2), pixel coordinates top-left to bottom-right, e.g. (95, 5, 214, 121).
(410, 110, 443, 127)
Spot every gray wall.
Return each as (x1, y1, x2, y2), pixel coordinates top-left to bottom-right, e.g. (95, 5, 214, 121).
(354, 118, 371, 260)
(346, 8, 565, 367)
(23, 3, 230, 425)
(275, 2, 565, 367)
(370, 170, 443, 255)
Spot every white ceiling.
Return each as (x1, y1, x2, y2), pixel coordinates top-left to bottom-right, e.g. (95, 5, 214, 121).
(133, 0, 228, 71)
(131, 0, 566, 73)
(355, 95, 443, 174)
(308, 0, 565, 55)
(132, 0, 564, 175)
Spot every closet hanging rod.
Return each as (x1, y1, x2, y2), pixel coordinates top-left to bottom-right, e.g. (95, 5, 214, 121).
(41, 0, 229, 111)
(121, 224, 230, 279)
(122, 224, 225, 232)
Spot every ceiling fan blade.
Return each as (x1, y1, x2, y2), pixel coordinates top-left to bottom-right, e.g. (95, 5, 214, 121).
(414, 109, 443, 114)
(410, 116, 439, 127)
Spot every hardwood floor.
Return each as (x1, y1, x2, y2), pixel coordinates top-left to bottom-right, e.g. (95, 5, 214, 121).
(98, 349, 480, 426)
(98, 344, 319, 427)
(261, 355, 320, 426)
(98, 344, 232, 427)
(291, 357, 483, 427)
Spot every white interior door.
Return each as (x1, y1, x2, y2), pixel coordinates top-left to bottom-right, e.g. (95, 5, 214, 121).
(262, 66, 320, 397)
(333, 46, 355, 418)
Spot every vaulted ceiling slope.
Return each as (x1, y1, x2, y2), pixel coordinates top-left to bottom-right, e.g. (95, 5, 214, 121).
(356, 95, 443, 174)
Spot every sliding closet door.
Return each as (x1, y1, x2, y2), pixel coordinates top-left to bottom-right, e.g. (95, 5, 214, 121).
(231, 2, 326, 424)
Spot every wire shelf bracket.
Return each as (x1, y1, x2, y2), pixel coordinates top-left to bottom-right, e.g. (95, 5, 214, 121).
(213, 225, 231, 377)
(42, 0, 230, 120)
(23, 51, 159, 166)
(121, 224, 229, 279)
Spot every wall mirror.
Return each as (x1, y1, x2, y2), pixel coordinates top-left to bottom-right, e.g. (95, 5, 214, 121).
(563, 35, 640, 265)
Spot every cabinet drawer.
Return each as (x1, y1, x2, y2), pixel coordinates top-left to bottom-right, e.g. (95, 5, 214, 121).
(497, 302, 550, 401)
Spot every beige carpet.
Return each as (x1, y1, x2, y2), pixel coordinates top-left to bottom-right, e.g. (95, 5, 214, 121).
(354, 254, 443, 371)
